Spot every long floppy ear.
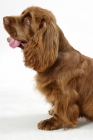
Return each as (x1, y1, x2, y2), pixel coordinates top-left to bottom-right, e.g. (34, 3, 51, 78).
(24, 15, 59, 72)
(41, 15, 59, 64)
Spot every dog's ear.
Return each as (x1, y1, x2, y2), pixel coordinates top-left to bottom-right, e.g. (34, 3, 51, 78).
(24, 15, 59, 72)
(37, 15, 59, 70)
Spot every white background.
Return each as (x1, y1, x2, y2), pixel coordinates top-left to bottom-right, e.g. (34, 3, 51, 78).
(0, 0, 93, 140)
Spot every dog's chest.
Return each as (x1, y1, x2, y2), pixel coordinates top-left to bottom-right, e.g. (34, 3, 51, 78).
(35, 73, 61, 103)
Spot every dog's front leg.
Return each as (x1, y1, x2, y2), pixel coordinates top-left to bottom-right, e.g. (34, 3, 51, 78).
(38, 90, 80, 130)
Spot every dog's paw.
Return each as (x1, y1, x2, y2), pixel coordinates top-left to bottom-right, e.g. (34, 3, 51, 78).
(38, 117, 61, 130)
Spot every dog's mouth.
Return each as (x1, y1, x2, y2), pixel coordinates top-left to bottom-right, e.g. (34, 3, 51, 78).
(7, 37, 27, 50)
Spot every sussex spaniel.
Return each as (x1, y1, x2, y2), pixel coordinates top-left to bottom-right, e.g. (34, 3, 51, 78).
(3, 6, 93, 130)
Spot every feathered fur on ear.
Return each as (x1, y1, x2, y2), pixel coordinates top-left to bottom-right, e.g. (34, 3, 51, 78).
(24, 15, 59, 72)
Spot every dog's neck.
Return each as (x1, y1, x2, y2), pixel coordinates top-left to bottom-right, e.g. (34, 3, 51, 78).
(58, 26, 74, 52)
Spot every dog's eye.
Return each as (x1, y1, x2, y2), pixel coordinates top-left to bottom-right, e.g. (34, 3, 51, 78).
(24, 17, 31, 26)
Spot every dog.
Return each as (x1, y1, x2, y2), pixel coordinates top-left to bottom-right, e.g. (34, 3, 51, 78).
(3, 6, 93, 130)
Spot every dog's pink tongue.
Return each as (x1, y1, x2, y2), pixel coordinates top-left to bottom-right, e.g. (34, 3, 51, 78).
(7, 37, 21, 48)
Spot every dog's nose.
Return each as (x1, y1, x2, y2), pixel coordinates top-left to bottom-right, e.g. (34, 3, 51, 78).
(3, 17, 10, 25)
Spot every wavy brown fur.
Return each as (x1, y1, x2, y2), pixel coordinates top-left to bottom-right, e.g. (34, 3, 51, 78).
(3, 6, 93, 130)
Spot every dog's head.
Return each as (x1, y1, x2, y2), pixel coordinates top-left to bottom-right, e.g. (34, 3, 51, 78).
(3, 6, 59, 72)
